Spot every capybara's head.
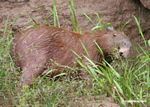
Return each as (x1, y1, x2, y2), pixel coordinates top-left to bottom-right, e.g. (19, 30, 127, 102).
(95, 27, 132, 59)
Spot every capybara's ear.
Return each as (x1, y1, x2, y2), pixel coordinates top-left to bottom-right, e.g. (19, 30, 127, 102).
(106, 26, 114, 31)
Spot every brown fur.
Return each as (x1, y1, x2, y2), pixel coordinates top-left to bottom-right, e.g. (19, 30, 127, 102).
(12, 25, 131, 85)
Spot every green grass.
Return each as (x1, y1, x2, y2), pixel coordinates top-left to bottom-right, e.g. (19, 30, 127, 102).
(0, 3, 149, 107)
(68, 0, 80, 32)
(77, 49, 149, 107)
(52, 0, 60, 27)
(133, 16, 147, 47)
(84, 13, 112, 31)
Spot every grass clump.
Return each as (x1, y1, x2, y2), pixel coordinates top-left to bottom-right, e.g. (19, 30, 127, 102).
(52, 0, 60, 27)
(84, 13, 112, 31)
(133, 16, 147, 46)
(76, 46, 149, 107)
(0, 19, 19, 106)
(68, 0, 80, 32)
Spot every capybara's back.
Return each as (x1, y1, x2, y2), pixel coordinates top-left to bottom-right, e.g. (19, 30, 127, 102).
(12, 25, 131, 85)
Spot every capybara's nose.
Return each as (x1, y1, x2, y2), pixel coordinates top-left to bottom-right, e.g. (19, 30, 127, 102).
(119, 47, 130, 58)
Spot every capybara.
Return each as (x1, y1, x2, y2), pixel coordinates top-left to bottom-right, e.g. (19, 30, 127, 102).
(12, 25, 131, 85)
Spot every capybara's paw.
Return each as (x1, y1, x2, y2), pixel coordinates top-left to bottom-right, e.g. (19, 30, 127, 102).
(20, 74, 34, 85)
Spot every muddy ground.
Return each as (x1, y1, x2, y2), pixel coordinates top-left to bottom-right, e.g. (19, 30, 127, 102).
(0, 0, 149, 107)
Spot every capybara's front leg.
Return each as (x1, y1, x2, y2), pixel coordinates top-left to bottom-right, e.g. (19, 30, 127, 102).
(21, 64, 46, 85)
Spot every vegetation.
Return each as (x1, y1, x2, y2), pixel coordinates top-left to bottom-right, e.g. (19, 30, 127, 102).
(52, 0, 60, 27)
(0, 0, 149, 107)
(84, 13, 112, 31)
(68, 0, 80, 32)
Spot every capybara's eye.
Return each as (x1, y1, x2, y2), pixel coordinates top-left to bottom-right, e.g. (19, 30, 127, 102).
(113, 34, 117, 37)
(118, 46, 120, 50)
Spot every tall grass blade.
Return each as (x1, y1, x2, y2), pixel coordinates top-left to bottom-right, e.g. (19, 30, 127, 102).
(68, 0, 80, 32)
(133, 16, 147, 46)
(83, 13, 94, 24)
(52, 0, 60, 27)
